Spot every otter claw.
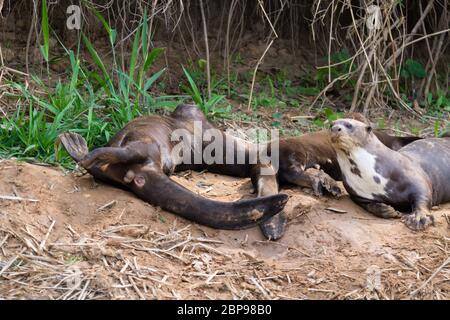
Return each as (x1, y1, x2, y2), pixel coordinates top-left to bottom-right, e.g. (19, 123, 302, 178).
(310, 169, 342, 198)
(402, 212, 435, 231)
(311, 179, 324, 197)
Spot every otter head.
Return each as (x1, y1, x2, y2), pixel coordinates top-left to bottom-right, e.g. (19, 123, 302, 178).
(342, 112, 370, 125)
(330, 119, 373, 152)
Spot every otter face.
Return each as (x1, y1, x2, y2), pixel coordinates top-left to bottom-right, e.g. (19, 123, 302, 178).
(330, 119, 389, 201)
(342, 112, 370, 125)
(330, 119, 372, 152)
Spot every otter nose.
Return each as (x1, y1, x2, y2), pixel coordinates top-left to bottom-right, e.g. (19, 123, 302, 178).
(331, 123, 343, 133)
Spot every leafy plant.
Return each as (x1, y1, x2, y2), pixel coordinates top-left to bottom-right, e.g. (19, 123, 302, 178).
(0, 10, 172, 167)
(400, 59, 426, 79)
(181, 66, 227, 117)
(313, 107, 343, 128)
(426, 90, 450, 111)
(315, 49, 356, 88)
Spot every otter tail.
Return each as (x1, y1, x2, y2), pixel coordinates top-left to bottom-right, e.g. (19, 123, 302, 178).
(58, 132, 288, 230)
(129, 170, 288, 230)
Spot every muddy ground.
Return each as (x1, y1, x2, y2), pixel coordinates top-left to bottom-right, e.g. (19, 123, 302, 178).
(0, 159, 448, 299)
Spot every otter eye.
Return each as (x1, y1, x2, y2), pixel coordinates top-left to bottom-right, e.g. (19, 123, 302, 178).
(345, 123, 353, 130)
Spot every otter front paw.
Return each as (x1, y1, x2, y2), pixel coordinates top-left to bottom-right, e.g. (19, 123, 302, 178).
(365, 202, 403, 219)
(306, 168, 342, 198)
(402, 211, 435, 231)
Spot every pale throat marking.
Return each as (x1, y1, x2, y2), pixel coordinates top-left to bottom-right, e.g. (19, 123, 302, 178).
(336, 147, 388, 200)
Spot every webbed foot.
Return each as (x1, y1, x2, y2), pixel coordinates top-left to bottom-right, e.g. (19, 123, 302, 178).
(402, 211, 434, 231)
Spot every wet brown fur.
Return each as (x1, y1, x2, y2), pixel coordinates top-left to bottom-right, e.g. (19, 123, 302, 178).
(59, 105, 288, 237)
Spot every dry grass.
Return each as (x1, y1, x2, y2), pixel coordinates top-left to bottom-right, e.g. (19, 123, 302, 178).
(0, 204, 448, 300)
(1, 0, 448, 115)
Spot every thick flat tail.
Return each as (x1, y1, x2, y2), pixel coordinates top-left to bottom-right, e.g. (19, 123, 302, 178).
(58, 132, 89, 162)
(58, 132, 289, 230)
(259, 213, 288, 240)
(129, 170, 289, 230)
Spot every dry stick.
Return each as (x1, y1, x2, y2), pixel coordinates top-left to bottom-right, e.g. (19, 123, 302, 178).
(225, 0, 238, 97)
(386, 7, 400, 95)
(393, 29, 450, 57)
(419, 1, 437, 96)
(310, 72, 355, 111)
(362, 36, 381, 115)
(232, 2, 247, 56)
(422, 36, 439, 97)
(0, 195, 39, 202)
(425, 32, 446, 96)
(246, 39, 274, 111)
(376, 60, 417, 115)
(185, 2, 201, 58)
(211, 2, 227, 53)
(350, 10, 398, 112)
(39, 219, 56, 252)
(249, 276, 270, 299)
(0, 248, 25, 277)
(129, 276, 145, 300)
(147, 0, 158, 53)
(362, 72, 378, 116)
(247, 0, 278, 111)
(311, 0, 322, 42)
(199, 0, 211, 100)
(385, 0, 436, 69)
(258, 0, 279, 39)
(350, 47, 376, 112)
(424, 6, 448, 96)
(347, 0, 375, 82)
(25, 0, 38, 76)
(78, 279, 90, 300)
(327, 0, 336, 83)
(411, 257, 450, 296)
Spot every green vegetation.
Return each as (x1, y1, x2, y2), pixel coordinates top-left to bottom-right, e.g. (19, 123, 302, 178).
(0, 4, 448, 169)
(0, 8, 175, 167)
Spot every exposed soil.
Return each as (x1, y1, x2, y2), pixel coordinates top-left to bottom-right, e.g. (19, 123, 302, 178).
(0, 159, 448, 299)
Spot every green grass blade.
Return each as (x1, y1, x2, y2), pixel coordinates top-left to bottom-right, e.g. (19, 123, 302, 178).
(83, 1, 116, 45)
(81, 33, 113, 93)
(41, 0, 49, 62)
(129, 25, 142, 84)
(142, 8, 148, 58)
(144, 68, 166, 91)
(182, 66, 202, 105)
(143, 48, 164, 73)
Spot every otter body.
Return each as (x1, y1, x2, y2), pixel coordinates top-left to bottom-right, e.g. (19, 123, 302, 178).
(59, 105, 287, 235)
(272, 127, 421, 197)
(330, 118, 450, 230)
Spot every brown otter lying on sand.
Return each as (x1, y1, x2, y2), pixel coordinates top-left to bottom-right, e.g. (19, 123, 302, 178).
(59, 104, 288, 236)
(329, 118, 450, 230)
(59, 106, 421, 240)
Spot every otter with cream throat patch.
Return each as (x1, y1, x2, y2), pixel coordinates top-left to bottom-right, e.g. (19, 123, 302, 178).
(330, 118, 450, 231)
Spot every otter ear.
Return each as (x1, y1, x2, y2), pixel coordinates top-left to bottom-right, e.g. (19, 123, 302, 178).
(366, 126, 372, 133)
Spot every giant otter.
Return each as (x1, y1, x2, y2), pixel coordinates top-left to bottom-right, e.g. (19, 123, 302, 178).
(329, 118, 450, 230)
(58, 104, 288, 234)
(271, 114, 422, 197)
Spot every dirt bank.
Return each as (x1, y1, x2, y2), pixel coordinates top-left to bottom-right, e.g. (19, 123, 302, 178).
(0, 160, 448, 299)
